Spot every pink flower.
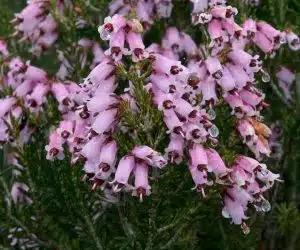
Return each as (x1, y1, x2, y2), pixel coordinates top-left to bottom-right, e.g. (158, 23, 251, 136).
(152, 54, 182, 75)
(189, 143, 208, 171)
(57, 120, 74, 139)
(211, 5, 238, 19)
(285, 30, 300, 51)
(87, 92, 120, 114)
(127, 31, 149, 62)
(111, 155, 135, 192)
(200, 78, 218, 106)
(132, 145, 167, 168)
(26, 83, 49, 109)
(92, 108, 119, 134)
(243, 18, 257, 40)
(222, 186, 251, 224)
(51, 83, 72, 107)
(132, 162, 151, 201)
(165, 133, 184, 164)
(105, 29, 127, 61)
(205, 57, 223, 79)
(96, 139, 118, 179)
(45, 131, 64, 161)
(216, 67, 236, 92)
(11, 183, 32, 204)
(0, 39, 9, 57)
(0, 97, 16, 118)
(205, 148, 230, 181)
(227, 49, 261, 73)
(208, 19, 229, 49)
(98, 15, 126, 41)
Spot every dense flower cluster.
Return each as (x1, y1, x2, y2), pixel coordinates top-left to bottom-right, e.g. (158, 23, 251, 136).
(2, 0, 298, 233)
(42, 5, 285, 228)
(10, 0, 68, 56)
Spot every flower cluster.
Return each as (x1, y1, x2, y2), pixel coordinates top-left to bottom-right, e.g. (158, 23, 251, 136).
(10, 0, 63, 56)
(109, 0, 173, 29)
(41, 6, 284, 230)
(3, 0, 297, 233)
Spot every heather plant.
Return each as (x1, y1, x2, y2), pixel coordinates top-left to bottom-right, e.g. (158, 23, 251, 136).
(0, 0, 300, 249)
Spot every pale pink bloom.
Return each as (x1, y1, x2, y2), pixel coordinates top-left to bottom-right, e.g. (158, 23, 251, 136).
(222, 186, 251, 224)
(231, 165, 253, 186)
(224, 94, 244, 117)
(98, 15, 127, 41)
(111, 155, 135, 191)
(227, 49, 261, 73)
(91, 43, 106, 68)
(249, 136, 271, 159)
(83, 59, 115, 87)
(0, 97, 16, 118)
(57, 120, 74, 139)
(257, 21, 285, 48)
(150, 73, 175, 93)
(239, 89, 264, 107)
(152, 54, 182, 75)
(164, 109, 184, 135)
(0, 39, 9, 57)
(226, 63, 252, 89)
(188, 143, 208, 170)
(256, 168, 280, 190)
(205, 148, 230, 179)
(14, 80, 34, 97)
(253, 31, 273, 53)
(132, 162, 151, 201)
(96, 139, 118, 179)
(165, 133, 184, 164)
(9, 57, 25, 73)
(132, 145, 167, 168)
(276, 67, 295, 85)
(237, 119, 256, 144)
(174, 98, 195, 118)
(26, 83, 49, 108)
(208, 19, 229, 49)
(285, 30, 300, 51)
(51, 83, 72, 108)
(200, 78, 218, 106)
(184, 123, 208, 144)
(235, 156, 261, 173)
(162, 27, 182, 52)
(78, 38, 93, 49)
(216, 67, 236, 92)
(221, 19, 244, 40)
(87, 93, 120, 113)
(205, 57, 223, 79)
(11, 183, 32, 204)
(127, 31, 149, 62)
(243, 18, 257, 40)
(45, 131, 64, 161)
(92, 108, 119, 134)
(81, 136, 106, 163)
(105, 29, 127, 61)
(181, 32, 198, 55)
(211, 5, 238, 19)
(189, 164, 212, 197)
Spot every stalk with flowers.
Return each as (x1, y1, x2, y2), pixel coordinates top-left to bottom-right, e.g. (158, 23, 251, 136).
(0, 0, 300, 249)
